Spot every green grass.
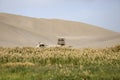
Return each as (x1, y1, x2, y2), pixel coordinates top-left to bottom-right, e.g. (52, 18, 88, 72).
(0, 45, 120, 80)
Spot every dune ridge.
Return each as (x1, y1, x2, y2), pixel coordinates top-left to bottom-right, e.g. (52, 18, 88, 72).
(0, 13, 120, 48)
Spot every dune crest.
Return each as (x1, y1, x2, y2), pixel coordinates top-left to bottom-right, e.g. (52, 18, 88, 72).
(0, 13, 120, 48)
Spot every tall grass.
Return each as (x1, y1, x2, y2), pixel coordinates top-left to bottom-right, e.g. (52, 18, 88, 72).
(0, 45, 120, 80)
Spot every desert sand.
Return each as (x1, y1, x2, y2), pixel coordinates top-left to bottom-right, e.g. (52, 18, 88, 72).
(0, 13, 120, 48)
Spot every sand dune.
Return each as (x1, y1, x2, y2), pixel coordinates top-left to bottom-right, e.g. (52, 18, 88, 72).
(0, 13, 120, 48)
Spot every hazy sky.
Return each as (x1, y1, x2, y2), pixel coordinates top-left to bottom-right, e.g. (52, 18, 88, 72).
(0, 0, 120, 32)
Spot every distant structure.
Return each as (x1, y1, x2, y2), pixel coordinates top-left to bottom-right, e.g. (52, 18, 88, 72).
(36, 42, 45, 47)
(36, 38, 66, 47)
(57, 38, 65, 46)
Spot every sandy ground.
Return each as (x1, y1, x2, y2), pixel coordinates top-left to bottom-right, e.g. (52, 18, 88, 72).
(0, 13, 120, 48)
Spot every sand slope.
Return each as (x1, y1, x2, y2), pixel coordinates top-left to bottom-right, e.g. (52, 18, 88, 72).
(0, 13, 120, 48)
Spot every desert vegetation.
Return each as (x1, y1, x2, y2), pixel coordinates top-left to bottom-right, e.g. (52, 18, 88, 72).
(0, 45, 120, 80)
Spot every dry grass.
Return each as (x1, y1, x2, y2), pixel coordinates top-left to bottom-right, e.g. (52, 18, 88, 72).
(0, 45, 120, 80)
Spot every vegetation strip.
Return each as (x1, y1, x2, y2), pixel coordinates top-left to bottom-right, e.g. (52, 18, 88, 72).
(0, 45, 120, 80)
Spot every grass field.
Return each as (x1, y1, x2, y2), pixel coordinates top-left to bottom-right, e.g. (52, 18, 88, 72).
(0, 45, 120, 80)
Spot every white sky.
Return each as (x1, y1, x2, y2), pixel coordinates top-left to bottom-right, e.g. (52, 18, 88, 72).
(0, 0, 120, 32)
